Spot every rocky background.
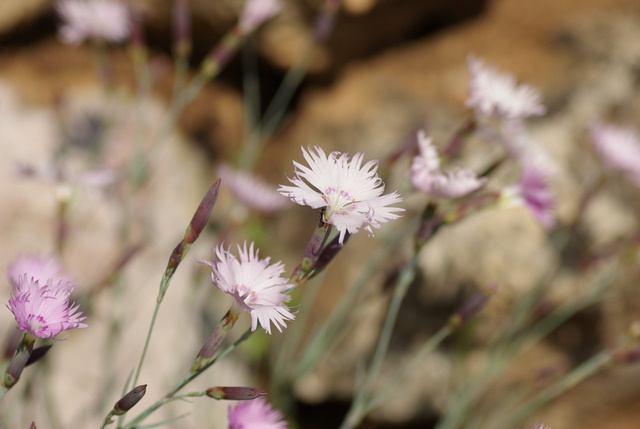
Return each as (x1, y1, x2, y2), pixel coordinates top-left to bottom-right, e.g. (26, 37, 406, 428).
(1, 0, 640, 428)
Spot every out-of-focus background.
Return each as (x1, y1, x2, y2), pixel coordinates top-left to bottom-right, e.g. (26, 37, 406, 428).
(1, 0, 640, 428)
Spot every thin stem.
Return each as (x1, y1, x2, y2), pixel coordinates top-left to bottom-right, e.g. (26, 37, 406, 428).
(502, 350, 612, 428)
(340, 254, 419, 429)
(122, 329, 253, 429)
(132, 302, 161, 388)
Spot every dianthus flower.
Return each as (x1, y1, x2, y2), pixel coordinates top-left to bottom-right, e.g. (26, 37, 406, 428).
(590, 123, 640, 186)
(8, 275, 87, 339)
(466, 55, 546, 121)
(203, 242, 294, 334)
(228, 397, 287, 429)
(219, 164, 290, 213)
(411, 131, 486, 199)
(56, 0, 130, 44)
(504, 161, 555, 230)
(7, 255, 71, 288)
(278, 147, 404, 244)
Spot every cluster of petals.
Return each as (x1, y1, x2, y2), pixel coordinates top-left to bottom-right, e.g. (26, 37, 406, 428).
(411, 131, 486, 199)
(7, 255, 87, 339)
(228, 397, 288, 429)
(239, 0, 281, 33)
(203, 242, 294, 335)
(56, 0, 130, 44)
(219, 164, 290, 214)
(278, 146, 404, 244)
(590, 122, 640, 186)
(466, 55, 546, 121)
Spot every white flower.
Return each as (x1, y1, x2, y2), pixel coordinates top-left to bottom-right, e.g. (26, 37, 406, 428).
(278, 147, 404, 244)
(411, 131, 486, 199)
(466, 55, 546, 120)
(219, 164, 290, 213)
(203, 242, 295, 334)
(56, 0, 130, 44)
(590, 123, 640, 186)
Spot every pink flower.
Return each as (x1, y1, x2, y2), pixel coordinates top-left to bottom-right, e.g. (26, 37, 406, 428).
(228, 397, 287, 429)
(203, 242, 295, 334)
(219, 164, 290, 213)
(590, 123, 640, 186)
(504, 162, 555, 229)
(239, 0, 281, 33)
(56, 0, 130, 44)
(7, 255, 72, 288)
(278, 147, 404, 244)
(466, 55, 545, 120)
(518, 425, 551, 429)
(8, 275, 87, 339)
(411, 131, 486, 199)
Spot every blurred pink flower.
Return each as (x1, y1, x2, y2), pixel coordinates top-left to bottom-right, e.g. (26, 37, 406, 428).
(203, 242, 294, 334)
(7, 255, 72, 288)
(590, 123, 640, 186)
(219, 164, 290, 213)
(8, 275, 87, 339)
(504, 162, 555, 229)
(56, 0, 130, 44)
(278, 147, 404, 244)
(239, 0, 281, 33)
(519, 425, 551, 429)
(411, 131, 486, 199)
(466, 55, 545, 120)
(228, 397, 287, 429)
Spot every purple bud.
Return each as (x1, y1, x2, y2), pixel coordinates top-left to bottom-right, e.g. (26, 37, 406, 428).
(25, 345, 52, 367)
(448, 284, 497, 330)
(113, 385, 147, 415)
(206, 386, 266, 400)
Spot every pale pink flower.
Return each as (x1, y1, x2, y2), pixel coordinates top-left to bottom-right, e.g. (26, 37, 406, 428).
(228, 397, 287, 429)
(8, 275, 87, 339)
(278, 147, 404, 244)
(504, 162, 555, 229)
(590, 123, 640, 186)
(518, 425, 551, 429)
(239, 0, 281, 33)
(7, 255, 72, 288)
(56, 0, 130, 44)
(219, 164, 290, 213)
(203, 242, 294, 334)
(466, 55, 546, 120)
(411, 131, 486, 199)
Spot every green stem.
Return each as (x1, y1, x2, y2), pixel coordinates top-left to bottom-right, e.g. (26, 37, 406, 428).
(340, 253, 419, 429)
(501, 350, 612, 428)
(132, 301, 161, 387)
(122, 329, 253, 429)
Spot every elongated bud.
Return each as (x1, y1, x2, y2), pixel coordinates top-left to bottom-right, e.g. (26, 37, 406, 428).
(29, 423, 37, 429)
(173, 0, 191, 58)
(158, 180, 220, 302)
(113, 385, 147, 415)
(4, 334, 35, 389)
(448, 284, 497, 330)
(415, 203, 443, 248)
(314, 0, 341, 43)
(206, 386, 266, 400)
(192, 308, 240, 371)
(25, 345, 52, 367)
(313, 232, 349, 274)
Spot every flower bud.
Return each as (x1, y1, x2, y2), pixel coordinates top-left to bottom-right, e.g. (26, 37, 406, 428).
(113, 385, 147, 415)
(25, 345, 52, 367)
(448, 284, 497, 330)
(206, 386, 266, 400)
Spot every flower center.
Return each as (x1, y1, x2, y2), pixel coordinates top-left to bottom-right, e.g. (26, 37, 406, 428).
(323, 187, 355, 220)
